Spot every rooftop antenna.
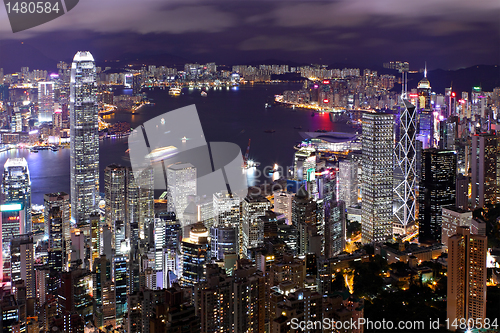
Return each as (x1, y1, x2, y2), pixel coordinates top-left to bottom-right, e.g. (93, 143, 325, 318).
(424, 61, 427, 78)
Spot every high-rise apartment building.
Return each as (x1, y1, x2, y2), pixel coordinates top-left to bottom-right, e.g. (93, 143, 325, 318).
(70, 51, 99, 225)
(447, 227, 487, 330)
(361, 112, 394, 243)
(418, 149, 457, 244)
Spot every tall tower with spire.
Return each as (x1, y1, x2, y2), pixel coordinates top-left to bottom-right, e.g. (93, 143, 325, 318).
(70, 51, 99, 225)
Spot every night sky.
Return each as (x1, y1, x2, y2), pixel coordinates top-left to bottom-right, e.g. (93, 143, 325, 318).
(0, 0, 499, 71)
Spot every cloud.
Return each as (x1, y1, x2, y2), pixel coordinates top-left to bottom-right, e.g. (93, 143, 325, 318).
(239, 35, 344, 52)
(0, 0, 236, 37)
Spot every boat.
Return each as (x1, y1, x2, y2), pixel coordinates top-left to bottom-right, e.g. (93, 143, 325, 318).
(311, 112, 315, 117)
(145, 146, 178, 163)
(264, 129, 276, 133)
(181, 136, 187, 143)
(51, 146, 59, 151)
(201, 91, 207, 97)
(169, 86, 181, 96)
(30, 147, 39, 153)
(294, 126, 302, 130)
(267, 163, 279, 176)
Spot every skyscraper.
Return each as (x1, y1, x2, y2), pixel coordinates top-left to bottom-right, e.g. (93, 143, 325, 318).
(166, 163, 196, 225)
(447, 227, 487, 330)
(44, 192, 70, 268)
(361, 112, 394, 243)
(470, 133, 499, 209)
(418, 149, 457, 244)
(393, 100, 417, 236)
(70, 51, 99, 225)
(181, 222, 210, 287)
(2, 158, 31, 234)
(10, 234, 34, 299)
(38, 81, 54, 123)
(241, 195, 271, 257)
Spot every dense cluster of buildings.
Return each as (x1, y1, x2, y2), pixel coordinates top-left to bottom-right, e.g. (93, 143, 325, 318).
(0, 54, 498, 332)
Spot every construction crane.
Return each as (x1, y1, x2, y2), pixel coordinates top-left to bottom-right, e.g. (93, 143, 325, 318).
(243, 139, 260, 168)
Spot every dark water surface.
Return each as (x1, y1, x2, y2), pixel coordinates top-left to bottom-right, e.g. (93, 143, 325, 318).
(0, 83, 355, 204)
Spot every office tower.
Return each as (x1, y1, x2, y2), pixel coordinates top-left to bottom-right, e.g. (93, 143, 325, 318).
(393, 100, 417, 236)
(292, 186, 318, 255)
(293, 147, 316, 181)
(10, 234, 34, 298)
(416, 69, 431, 111)
(241, 195, 271, 256)
(418, 149, 457, 244)
(166, 163, 196, 224)
(273, 190, 294, 223)
(180, 222, 210, 287)
(70, 51, 99, 225)
(38, 81, 54, 123)
(338, 158, 358, 207)
(210, 224, 238, 261)
(59, 269, 93, 321)
(114, 256, 127, 326)
(93, 255, 116, 328)
(0, 203, 25, 281)
(104, 164, 127, 231)
(361, 113, 394, 243)
(447, 227, 487, 330)
(48, 207, 64, 271)
(470, 133, 499, 209)
(325, 200, 346, 258)
(2, 158, 31, 233)
(441, 206, 472, 248)
(153, 217, 166, 288)
(44, 192, 70, 267)
(213, 191, 241, 226)
(158, 212, 182, 283)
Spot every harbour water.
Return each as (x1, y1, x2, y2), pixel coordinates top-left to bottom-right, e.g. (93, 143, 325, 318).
(0, 83, 356, 204)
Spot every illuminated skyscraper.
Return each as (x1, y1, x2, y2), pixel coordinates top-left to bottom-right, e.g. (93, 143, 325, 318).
(241, 195, 270, 257)
(273, 190, 294, 224)
(2, 158, 31, 233)
(393, 100, 417, 237)
(167, 163, 196, 225)
(38, 81, 54, 123)
(470, 133, 499, 209)
(447, 227, 487, 331)
(181, 222, 209, 287)
(418, 149, 456, 244)
(70, 51, 99, 225)
(10, 234, 34, 299)
(361, 113, 394, 243)
(213, 191, 241, 226)
(44, 192, 70, 268)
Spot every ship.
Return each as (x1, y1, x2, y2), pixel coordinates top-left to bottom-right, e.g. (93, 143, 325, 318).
(201, 91, 207, 97)
(264, 129, 276, 133)
(145, 146, 178, 163)
(169, 86, 181, 96)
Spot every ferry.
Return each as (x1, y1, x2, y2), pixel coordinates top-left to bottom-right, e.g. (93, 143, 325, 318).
(169, 86, 181, 96)
(201, 91, 207, 97)
(264, 129, 276, 133)
(145, 146, 178, 163)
